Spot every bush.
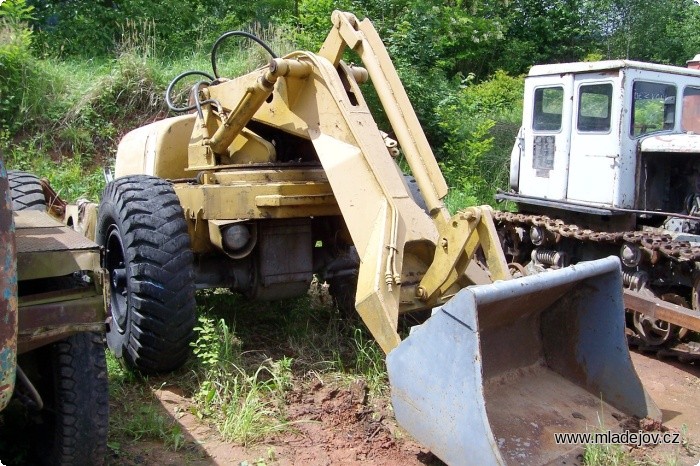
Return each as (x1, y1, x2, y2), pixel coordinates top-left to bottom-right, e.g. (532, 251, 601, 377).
(436, 70, 524, 207)
(0, 0, 38, 134)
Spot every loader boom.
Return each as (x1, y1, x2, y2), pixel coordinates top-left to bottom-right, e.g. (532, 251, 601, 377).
(188, 11, 511, 353)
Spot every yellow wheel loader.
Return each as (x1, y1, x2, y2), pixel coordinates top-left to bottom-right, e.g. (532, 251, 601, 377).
(79, 11, 660, 464)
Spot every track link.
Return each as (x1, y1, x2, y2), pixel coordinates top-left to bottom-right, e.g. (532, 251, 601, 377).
(494, 210, 700, 363)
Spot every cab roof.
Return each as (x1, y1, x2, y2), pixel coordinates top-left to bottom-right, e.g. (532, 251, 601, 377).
(528, 60, 700, 78)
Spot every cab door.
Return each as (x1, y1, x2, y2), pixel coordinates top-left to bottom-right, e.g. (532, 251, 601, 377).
(566, 76, 619, 205)
(518, 75, 573, 200)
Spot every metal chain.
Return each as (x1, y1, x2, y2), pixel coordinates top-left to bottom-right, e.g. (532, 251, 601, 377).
(493, 211, 700, 262)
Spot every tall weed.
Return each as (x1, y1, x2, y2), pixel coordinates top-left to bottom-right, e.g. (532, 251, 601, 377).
(437, 71, 523, 206)
(189, 313, 293, 445)
(0, 1, 39, 134)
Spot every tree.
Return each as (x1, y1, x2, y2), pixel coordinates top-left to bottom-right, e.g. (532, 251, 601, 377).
(591, 0, 700, 65)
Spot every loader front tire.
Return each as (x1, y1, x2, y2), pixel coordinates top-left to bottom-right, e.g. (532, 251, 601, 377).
(8, 170, 46, 211)
(97, 175, 196, 374)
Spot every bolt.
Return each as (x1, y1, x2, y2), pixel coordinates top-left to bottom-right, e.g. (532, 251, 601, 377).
(416, 287, 427, 300)
(440, 238, 448, 250)
(461, 210, 476, 221)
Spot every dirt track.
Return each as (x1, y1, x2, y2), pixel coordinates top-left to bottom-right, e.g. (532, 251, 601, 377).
(109, 351, 700, 466)
(630, 352, 700, 438)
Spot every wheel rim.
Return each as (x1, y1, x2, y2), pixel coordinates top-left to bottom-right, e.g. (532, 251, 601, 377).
(105, 226, 128, 333)
(632, 312, 674, 346)
(632, 292, 685, 346)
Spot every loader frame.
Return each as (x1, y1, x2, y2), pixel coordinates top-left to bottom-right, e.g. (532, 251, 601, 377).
(114, 11, 509, 353)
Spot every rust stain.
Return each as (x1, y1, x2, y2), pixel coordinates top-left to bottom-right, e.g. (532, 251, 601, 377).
(0, 155, 18, 411)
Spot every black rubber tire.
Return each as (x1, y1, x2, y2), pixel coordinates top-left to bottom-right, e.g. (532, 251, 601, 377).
(41, 332, 109, 465)
(327, 247, 360, 319)
(8, 170, 46, 211)
(96, 175, 196, 374)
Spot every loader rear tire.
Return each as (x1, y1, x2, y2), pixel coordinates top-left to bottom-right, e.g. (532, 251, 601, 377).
(8, 170, 46, 211)
(96, 175, 196, 374)
(328, 246, 360, 319)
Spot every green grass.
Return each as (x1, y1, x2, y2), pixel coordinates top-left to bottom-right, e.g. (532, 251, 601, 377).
(105, 286, 389, 451)
(187, 311, 293, 444)
(1, 21, 294, 203)
(583, 443, 634, 466)
(106, 352, 186, 454)
(184, 288, 387, 442)
(109, 388, 186, 451)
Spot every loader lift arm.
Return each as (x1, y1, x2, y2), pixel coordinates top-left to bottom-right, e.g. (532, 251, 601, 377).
(199, 10, 511, 353)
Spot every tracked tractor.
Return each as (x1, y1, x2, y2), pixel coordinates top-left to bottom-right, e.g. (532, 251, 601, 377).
(497, 58, 700, 362)
(88, 11, 660, 464)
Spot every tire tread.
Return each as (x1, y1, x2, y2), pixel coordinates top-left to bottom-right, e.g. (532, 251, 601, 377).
(97, 175, 195, 373)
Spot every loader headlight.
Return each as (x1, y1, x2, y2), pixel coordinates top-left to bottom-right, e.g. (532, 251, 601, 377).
(223, 224, 252, 252)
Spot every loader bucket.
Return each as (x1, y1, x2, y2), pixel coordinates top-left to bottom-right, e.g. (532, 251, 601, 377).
(387, 256, 660, 466)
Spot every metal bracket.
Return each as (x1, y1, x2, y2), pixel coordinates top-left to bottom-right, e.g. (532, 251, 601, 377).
(417, 206, 510, 302)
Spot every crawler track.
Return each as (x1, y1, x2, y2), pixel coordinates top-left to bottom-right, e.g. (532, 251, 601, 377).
(494, 211, 700, 363)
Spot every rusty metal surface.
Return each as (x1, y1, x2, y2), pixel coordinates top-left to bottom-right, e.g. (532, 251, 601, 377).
(18, 290, 104, 354)
(14, 212, 100, 280)
(496, 210, 700, 344)
(495, 210, 700, 262)
(14, 210, 64, 229)
(485, 366, 623, 465)
(0, 156, 18, 412)
(16, 225, 99, 253)
(623, 288, 700, 332)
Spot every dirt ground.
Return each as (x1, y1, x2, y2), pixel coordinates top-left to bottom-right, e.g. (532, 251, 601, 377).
(108, 351, 700, 466)
(112, 378, 436, 466)
(625, 352, 700, 465)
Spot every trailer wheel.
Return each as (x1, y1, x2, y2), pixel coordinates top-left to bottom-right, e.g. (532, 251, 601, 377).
(36, 332, 109, 465)
(97, 175, 196, 373)
(8, 170, 46, 211)
(632, 293, 686, 346)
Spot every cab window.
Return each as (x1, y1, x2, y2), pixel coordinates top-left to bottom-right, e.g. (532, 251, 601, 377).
(631, 81, 676, 137)
(577, 83, 613, 132)
(533, 87, 563, 131)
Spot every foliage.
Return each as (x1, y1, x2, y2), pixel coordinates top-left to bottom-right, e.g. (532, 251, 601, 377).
(481, 0, 601, 76)
(27, 0, 297, 57)
(189, 311, 293, 444)
(384, 1, 503, 76)
(109, 386, 186, 451)
(437, 71, 524, 207)
(3, 138, 105, 201)
(592, 0, 700, 65)
(582, 442, 633, 465)
(0, 0, 38, 134)
(351, 328, 387, 395)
